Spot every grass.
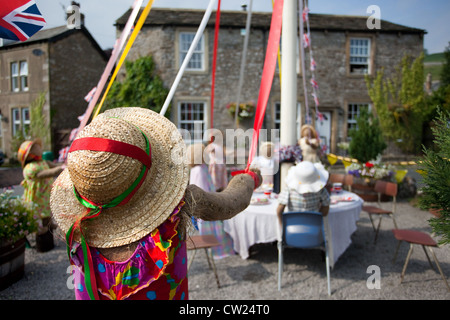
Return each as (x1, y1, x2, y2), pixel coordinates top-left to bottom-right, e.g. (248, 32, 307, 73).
(424, 52, 445, 81)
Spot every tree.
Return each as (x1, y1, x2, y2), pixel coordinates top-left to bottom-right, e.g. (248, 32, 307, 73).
(419, 108, 450, 245)
(29, 92, 50, 150)
(440, 42, 450, 88)
(365, 53, 429, 154)
(102, 55, 170, 115)
(348, 107, 387, 163)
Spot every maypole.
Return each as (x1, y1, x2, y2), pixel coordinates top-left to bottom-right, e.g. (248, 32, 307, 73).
(279, 0, 298, 184)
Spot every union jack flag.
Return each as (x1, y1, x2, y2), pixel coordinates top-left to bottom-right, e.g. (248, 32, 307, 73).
(310, 58, 317, 71)
(0, 0, 46, 42)
(310, 78, 319, 90)
(303, 33, 310, 48)
(302, 7, 310, 22)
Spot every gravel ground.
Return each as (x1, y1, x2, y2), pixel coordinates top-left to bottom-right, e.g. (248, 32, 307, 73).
(1, 197, 449, 301)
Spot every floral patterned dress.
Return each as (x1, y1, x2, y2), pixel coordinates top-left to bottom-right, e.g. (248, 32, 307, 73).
(69, 201, 188, 300)
(21, 160, 53, 218)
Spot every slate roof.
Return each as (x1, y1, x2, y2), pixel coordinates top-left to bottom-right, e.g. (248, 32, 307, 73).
(115, 7, 426, 34)
(0, 25, 108, 60)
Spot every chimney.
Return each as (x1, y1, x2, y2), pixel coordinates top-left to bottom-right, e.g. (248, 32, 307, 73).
(66, 1, 85, 27)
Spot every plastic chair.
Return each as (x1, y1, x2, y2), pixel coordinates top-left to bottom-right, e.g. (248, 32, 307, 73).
(186, 234, 221, 288)
(392, 229, 449, 291)
(278, 211, 331, 296)
(362, 180, 398, 243)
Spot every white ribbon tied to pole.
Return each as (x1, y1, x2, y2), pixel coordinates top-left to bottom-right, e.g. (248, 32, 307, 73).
(159, 0, 218, 117)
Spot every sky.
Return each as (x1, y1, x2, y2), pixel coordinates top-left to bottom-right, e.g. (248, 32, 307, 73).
(35, 0, 450, 54)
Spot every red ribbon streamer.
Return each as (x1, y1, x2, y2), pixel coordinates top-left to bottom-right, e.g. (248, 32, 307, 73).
(245, 0, 284, 172)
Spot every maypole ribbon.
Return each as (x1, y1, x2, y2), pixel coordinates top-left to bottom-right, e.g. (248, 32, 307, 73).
(210, 0, 221, 131)
(76, 0, 143, 134)
(160, 0, 218, 116)
(66, 133, 151, 300)
(92, 0, 155, 120)
(245, 0, 283, 172)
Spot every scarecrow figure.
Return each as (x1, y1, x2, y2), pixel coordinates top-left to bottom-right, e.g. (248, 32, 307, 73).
(18, 139, 64, 251)
(50, 107, 261, 300)
(299, 124, 320, 163)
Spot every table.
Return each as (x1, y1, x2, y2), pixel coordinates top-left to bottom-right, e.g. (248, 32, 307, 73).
(223, 191, 363, 268)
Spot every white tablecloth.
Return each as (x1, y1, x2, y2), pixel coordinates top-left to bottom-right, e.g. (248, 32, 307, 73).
(223, 191, 363, 268)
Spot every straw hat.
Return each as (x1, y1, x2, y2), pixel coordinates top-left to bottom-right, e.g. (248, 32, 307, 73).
(18, 138, 42, 167)
(300, 124, 317, 138)
(285, 161, 329, 194)
(50, 107, 189, 248)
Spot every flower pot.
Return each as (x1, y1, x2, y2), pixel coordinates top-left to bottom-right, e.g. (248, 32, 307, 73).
(0, 237, 26, 290)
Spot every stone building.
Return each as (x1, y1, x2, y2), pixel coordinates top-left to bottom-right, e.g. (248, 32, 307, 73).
(115, 7, 425, 156)
(0, 25, 107, 160)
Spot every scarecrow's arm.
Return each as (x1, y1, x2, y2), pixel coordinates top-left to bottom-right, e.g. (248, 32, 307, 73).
(35, 166, 64, 179)
(185, 170, 262, 221)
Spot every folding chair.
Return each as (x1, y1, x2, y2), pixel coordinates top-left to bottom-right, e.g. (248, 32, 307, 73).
(392, 229, 449, 291)
(362, 180, 398, 243)
(186, 234, 221, 288)
(278, 211, 331, 296)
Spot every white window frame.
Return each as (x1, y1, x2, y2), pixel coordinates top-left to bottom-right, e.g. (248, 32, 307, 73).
(20, 61, 29, 92)
(11, 60, 28, 92)
(178, 101, 207, 144)
(347, 103, 371, 135)
(11, 107, 30, 137)
(349, 38, 371, 75)
(11, 62, 19, 92)
(179, 32, 205, 71)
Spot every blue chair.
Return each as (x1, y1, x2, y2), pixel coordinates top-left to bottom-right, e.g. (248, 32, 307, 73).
(278, 211, 331, 296)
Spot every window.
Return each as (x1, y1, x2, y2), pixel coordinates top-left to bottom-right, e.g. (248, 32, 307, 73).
(274, 102, 281, 131)
(178, 102, 206, 143)
(11, 62, 19, 92)
(12, 107, 30, 137)
(179, 32, 205, 71)
(11, 61, 28, 92)
(347, 103, 370, 133)
(349, 38, 370, 74)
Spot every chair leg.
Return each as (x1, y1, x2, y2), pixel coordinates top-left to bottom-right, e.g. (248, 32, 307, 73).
(325, 248, 331, 296)
(204, 248, 220, 288)
(400, 243, 414, 283)
(374, 216, 383, 244)
(277, 241, 283, 291)
(187, 249, 197, 272)
(421, 245, 435, 271)
(393, 240, 402, 263)
(428, 247, 450, 291)
(391, 214, 398, 229)
(368, 213, 376, 231)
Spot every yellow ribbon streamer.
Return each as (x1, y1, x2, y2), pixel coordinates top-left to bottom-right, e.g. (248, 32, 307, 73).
(92, 0, 155, 119)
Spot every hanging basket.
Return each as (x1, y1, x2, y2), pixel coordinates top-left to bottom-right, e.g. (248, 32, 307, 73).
(0, 237, 26, 290)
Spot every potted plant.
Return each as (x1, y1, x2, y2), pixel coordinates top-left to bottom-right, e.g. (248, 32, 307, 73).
(226, 102, 255, 121)
(0, 190, 38, 289)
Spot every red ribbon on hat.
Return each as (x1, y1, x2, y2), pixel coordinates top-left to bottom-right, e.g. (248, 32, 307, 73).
(66, 134, 151, 300)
